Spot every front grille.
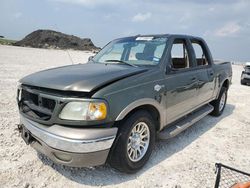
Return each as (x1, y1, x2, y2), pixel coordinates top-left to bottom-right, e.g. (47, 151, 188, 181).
(19, 88, 56, 121)
(42, 98, 56, 111)
(22, 89, 39, 105)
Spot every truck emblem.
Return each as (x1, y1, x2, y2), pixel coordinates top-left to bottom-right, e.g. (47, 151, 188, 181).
(154, 84, 163, 92)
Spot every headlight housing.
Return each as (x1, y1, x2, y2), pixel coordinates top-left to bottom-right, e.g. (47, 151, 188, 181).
(59, 101, 107, 121)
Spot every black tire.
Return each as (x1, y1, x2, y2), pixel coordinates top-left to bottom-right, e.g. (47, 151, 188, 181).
(109, 110, 156, 173)
(210, 87, 227, 117)
(241, 80, 246, 85)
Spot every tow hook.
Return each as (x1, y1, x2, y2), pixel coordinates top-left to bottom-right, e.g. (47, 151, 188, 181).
(17, 123, 23, 133)
(17, 124, 34, 145)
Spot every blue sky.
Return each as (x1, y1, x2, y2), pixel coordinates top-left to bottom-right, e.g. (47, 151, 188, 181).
(1, 0, 250, 61)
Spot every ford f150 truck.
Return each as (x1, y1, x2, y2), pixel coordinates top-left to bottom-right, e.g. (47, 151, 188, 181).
(17, 34, 232, 173)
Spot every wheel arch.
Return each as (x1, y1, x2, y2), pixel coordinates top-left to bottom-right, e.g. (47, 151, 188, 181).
(115, 98, 164, 131)
(216, 78, 230, 99)
(222, 79, 230, 90)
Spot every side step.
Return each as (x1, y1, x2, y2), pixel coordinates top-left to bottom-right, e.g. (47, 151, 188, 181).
(158, 104, 214, 140)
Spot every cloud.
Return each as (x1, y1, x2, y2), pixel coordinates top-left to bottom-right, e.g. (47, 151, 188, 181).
(179, 12, 192, 23)
(214, 22, 241, 37)
(50, 0, 118, 7)
(132, 12, 152, 22)
(208, 7, 215, 11)
(13, 12, 22, 19)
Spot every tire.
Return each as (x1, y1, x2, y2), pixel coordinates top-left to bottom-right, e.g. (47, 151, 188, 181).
(109, 110, 156, 173)
(210, 87, 227, 117)
(241, 80, 246, 85)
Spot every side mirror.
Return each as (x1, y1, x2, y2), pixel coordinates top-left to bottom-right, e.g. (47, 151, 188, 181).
(88, 56, 93, 61)
(166, 64, 178, 74)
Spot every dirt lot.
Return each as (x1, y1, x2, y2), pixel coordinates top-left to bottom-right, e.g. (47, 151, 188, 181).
(0, 45, 249, 188)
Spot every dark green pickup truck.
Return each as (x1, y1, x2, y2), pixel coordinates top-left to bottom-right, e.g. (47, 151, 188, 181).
(17, 34, 232, 173)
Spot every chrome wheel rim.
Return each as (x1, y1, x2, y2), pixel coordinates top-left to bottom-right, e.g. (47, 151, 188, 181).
(219, 92, 226, 111)
(127, 122, 150, 162)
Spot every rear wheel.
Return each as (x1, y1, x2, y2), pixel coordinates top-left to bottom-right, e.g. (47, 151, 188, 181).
(210, 87, 227, 116)
(109, 110, 155, 173)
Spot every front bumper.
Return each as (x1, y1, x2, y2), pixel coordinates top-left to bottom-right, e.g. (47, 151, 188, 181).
(19, 115, 118, 167)
(242, 73, 250, 81)
(242, 77, 250, 83)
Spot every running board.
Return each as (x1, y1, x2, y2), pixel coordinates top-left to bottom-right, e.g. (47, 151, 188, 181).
(158, 104, 214, 140)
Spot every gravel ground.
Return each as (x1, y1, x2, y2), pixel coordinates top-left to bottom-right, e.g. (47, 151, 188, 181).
(0, 45, 250, 188)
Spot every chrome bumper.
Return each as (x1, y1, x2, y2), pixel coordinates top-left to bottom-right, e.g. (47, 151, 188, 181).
(19, 115, 118, 167)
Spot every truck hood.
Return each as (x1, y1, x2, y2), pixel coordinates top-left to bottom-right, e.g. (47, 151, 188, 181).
(20, 63, 147, 93)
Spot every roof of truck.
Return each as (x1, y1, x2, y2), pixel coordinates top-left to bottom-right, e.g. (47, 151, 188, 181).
(115, 34, 204, 42)
(134, 34, 201, 38)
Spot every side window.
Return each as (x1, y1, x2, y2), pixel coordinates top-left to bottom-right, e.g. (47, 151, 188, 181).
(192, 42, 208, 66)
(171, 40, 190, 69)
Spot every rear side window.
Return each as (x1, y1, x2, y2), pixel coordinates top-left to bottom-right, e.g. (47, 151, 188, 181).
(171, 40, 190, 69)
(192, 42, 208, 66)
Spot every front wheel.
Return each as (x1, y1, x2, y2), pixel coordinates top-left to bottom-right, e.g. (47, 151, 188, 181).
(109, 110, 155, 173)
(210, 87, 228, 116)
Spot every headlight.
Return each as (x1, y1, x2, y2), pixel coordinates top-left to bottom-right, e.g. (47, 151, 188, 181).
(59, 101, 107, 121)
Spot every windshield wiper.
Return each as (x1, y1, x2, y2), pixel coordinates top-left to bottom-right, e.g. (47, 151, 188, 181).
(105, 60, 138, 67)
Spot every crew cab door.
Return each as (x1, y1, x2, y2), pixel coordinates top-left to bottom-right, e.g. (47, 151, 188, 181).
(189, 39, 215, 105)
(164, 38, 198, 124)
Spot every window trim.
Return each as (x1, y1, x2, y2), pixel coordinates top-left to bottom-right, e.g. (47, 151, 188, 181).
(168, 38, 196, 74)
(190, 39, 211, 67)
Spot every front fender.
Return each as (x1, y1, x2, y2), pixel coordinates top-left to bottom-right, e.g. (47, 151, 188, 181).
(115, 98, 166, 129)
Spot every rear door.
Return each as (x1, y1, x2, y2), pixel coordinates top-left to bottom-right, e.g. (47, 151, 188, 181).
(189, 39, 215, 106)
(164, 38, 199, 124)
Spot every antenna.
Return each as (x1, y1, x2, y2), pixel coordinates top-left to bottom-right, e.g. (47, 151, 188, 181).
(67, 50, 74, 65)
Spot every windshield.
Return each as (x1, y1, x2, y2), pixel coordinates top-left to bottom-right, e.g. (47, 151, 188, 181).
(93, 36, 168, 66)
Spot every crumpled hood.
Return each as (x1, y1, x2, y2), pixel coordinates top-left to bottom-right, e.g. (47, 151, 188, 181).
(20, 63, 147, 92)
